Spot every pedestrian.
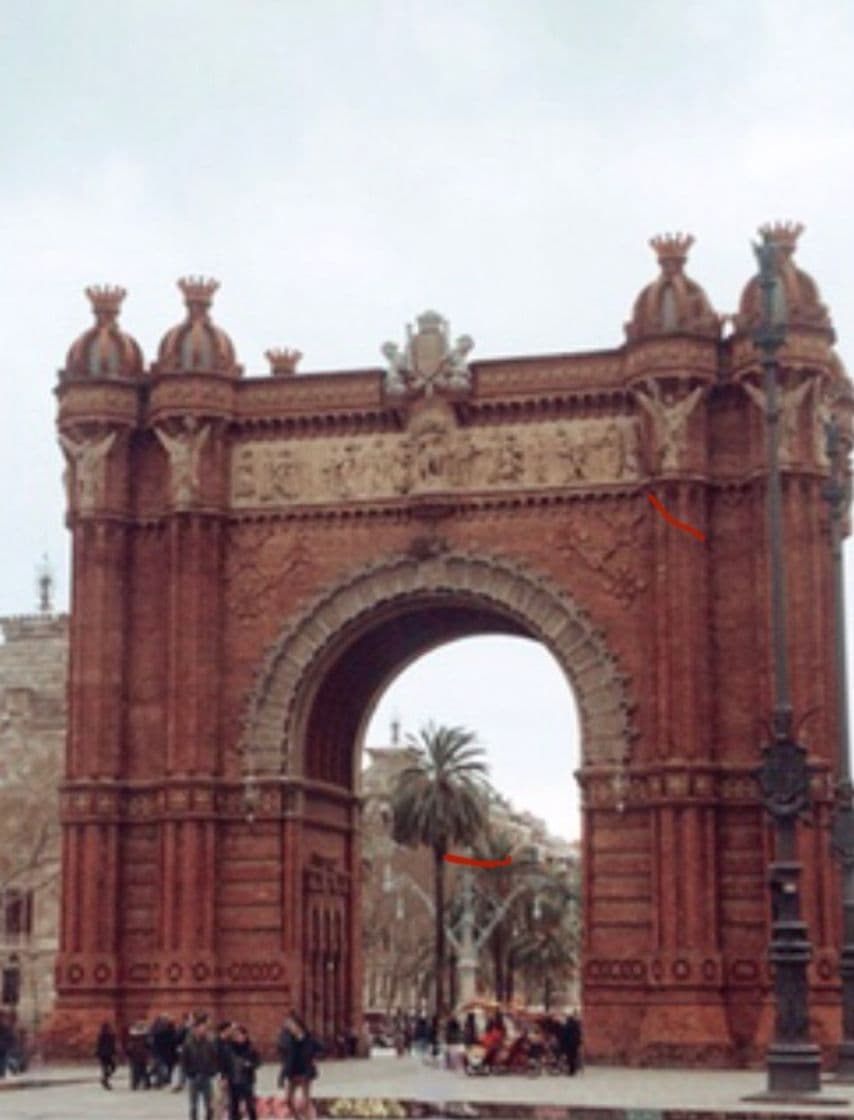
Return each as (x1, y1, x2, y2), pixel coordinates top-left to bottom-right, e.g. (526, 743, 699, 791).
(95, 1021, 117, 1090)
(125, 1021, 152, 1090)
(174, 1011, 193, 1092)
(9, 1025, 28, 1074)
(225, 1023, 260, 1120)
(412, 1013, 428, 1057)
(428, 1014, 440, 1060)
(150, 1013, 177, 1086)
(392, 1009, 407, 1057)
(214, 1021, 235, 1120)
(0, 1012, 13, 1079)
(560, 1012, 581, 1075)
(463, 1011, 477, 1047)
(182, 1014, 220, 1120)
(280, 1011, 322, 1120)
(277, 1015, 294, 1091)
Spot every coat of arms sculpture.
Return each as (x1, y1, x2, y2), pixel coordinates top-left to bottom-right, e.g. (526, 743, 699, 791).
(381, 310, 474, 396)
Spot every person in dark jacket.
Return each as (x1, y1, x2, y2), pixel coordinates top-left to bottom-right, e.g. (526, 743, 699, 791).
(412, 1014, 428, 1056)
(173, 1011, 194, 1091)
(0, 1013, 14, 1079)
(150, 1014, 178, 1087)
(428, 1015, 440, 1058)
(95, 1022, 117, 1090)
(125, 1022, 151, 1090)
(182, 1015, 220, 1120)
(280, 1012, 321, 1120)
(276, 1018, 292, 1089)
(226, 1023, 260, 1120)
(462, 1012, 477, 1047)
(560, 1013, 582, 1075)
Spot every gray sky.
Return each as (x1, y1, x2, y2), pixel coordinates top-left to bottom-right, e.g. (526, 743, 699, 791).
(3, 0, 853, 839)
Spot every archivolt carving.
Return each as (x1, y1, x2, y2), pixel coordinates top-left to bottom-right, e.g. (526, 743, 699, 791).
(239, 551, 637, 778)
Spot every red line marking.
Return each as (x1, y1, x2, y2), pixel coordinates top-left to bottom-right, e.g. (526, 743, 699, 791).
(647, 492, 706, 542)
(444, 853, 513, 868)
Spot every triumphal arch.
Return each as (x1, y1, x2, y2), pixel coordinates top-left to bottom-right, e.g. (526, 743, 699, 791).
(52, 226, 852, 1063)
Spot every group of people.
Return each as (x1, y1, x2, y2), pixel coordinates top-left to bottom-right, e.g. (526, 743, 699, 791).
(471, 1010, 583, 1074)
(389, 1008, 583, 1074)
(95, 1010, 321, 1120)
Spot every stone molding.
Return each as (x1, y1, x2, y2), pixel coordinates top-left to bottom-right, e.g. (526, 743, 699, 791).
(579, 761, 835, 810)
(239, 550, 638, 778)
(59, 776, 358, 822)
(56, 951, 290, 992)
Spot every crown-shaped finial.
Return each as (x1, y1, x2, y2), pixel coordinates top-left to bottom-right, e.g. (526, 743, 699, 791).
(178, 276, 220, 312)
(85, 285, 126, 322)
(649, 233, 694, 273)
(758, 220, 804, 257)
(265, 348, 303, 376)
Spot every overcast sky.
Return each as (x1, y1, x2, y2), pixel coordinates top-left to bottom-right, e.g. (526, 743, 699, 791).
(2, 0, 853, 839)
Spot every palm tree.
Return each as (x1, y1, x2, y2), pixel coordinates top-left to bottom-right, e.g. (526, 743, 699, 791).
(513, 926, 577, 1011)
(391, 722, 489, 1015)
(511, 868, 580, 1009)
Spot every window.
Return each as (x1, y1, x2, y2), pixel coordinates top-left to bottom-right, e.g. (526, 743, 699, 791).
(2, 888, 33, 939)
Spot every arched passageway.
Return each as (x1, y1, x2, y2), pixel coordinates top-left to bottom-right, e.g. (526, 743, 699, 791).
(239, 550, 633, 1043)
(362, 632, 582, 1016)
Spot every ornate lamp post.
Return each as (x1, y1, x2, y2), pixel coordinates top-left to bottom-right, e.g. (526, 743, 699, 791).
(824, 415, 854, 1078)
(753, 230, 822, 1094)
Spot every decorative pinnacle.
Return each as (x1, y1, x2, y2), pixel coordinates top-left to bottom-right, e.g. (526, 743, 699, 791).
(649, 233, 694, 274)
(85, 285, 126, 322)
(178, 276, 219, 312)
(265, 348, 303, 376)
(416, 309, 445, 330)
(758, 220, 804, 257)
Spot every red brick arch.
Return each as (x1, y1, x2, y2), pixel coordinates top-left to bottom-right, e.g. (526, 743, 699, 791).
(51, 284, 849, 1063)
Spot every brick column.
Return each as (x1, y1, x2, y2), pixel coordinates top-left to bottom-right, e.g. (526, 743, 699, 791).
(54, 402, 136, 1046)
(159, 510, 225, 996)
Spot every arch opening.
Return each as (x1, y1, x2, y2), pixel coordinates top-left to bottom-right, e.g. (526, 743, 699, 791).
(361, 632, 583, 1018)
(241, 550, 637, 782)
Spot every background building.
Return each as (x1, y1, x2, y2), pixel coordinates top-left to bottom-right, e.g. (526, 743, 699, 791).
(0, 573, 65, 1033)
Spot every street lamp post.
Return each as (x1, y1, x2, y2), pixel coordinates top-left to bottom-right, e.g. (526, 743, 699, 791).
(753, 230, 822, 1094)
(823, 416, 854, 1078)
(456, 871, 479, 1005)
(455, 861, 573, 1005)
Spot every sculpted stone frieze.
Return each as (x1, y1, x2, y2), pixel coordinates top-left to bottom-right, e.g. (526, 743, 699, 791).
(230, 415, 641, 509)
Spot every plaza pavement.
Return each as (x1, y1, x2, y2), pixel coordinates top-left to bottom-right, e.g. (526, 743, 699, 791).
(2, 1052, 854, 1119)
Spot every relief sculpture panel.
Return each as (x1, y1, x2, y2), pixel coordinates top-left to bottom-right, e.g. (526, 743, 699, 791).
(230, 415, 641, 509)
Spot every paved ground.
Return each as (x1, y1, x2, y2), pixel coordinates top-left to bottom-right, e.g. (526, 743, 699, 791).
(2, 1053, 854, 1119)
